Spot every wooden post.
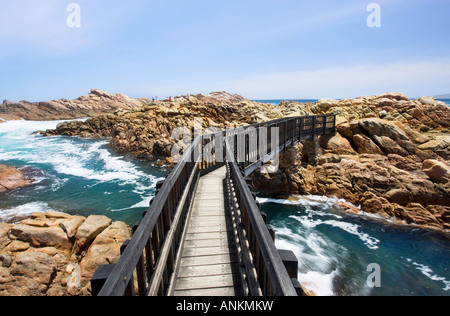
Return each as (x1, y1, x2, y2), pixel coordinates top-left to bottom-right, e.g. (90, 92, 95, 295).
(91, 264, 116, 296)
(260, 212, 268, 224)
(299, 117, 304, 140)
(267, 225, 276, 241)
(323, 116, 327, 135)
(291, 278, 304, 296)
(278, 249, 298, 279)
(312, 116, 316, 138)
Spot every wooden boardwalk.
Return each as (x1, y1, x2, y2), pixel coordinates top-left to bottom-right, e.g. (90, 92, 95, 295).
(170, 167, 244, 296)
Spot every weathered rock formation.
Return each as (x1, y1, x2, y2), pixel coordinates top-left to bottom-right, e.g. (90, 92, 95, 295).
(39, 91, 450, 230)
(251, 93, 450, 231)
(0, 89, 148, 121)
(0, 211, 130, 296)
(40, 92, 282, 163)
(0, 165, 32, 194)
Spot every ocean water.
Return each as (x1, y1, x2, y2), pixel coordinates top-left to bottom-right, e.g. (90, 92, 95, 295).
(255, 98, 450, 107)
(1, 120, 449, 296)
(0, 120, 166, 225)
(259, 196, 450, 296)
(437, 99, 450, 107)
(253, 99, 319, 105)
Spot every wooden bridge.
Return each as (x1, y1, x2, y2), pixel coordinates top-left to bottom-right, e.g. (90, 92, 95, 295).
(91, 115, 336, 296)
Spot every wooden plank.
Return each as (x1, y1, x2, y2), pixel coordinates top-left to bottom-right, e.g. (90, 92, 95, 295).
(190, 210, 227, 215)
(170, 166, 245, 296)
(179, 254, 238, 267)
(178, 263, 234, 278)
(185, 225, 233, 234)
(183, 238, 231, 249)
(173, 286, 240, 296)
(182, 245, 237, 258)
(187, 218, 229, 227)
(184, 231, 230, 241)
(174, 274, 242, 291)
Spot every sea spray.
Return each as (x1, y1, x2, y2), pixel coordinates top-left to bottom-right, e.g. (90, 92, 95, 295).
(259, 195, 450, 296)
(0, 119, 167, 226)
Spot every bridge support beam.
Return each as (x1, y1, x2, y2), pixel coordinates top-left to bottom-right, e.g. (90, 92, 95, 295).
(301, 136, 321, 166)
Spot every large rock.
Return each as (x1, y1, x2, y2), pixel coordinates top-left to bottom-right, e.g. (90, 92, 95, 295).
(0, 165, 31, 193)
(422, 159, 449, 183)
(319, 133, 357, 155)
(59, 216, 85, 239)
(75, 215, 112, 254)
(417, 137, 450, 159)
(79, 221, 131, 286)
(316, 99, 339, 112)
(10, 224, 72, 251)
(352, 134, 383, 155)
(0, 211, 130, 296)
(372, 135, 409, 156)
(357, 118, 410, 142)
(10, 252, 56, 287)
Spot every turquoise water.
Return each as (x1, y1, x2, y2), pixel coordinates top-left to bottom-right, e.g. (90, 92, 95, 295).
(259, 196, 450, 296)
(0, 120, 166, 225)
(0, 120, 449, 296)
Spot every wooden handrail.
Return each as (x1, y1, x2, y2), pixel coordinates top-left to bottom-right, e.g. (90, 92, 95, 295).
(225, 139, 298, 296)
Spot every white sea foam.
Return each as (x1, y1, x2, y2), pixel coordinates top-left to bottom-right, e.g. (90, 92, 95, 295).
(290, 215, 380, 250)
(407, 259, 450, 291)
(0, 202, 52, 222)
(259, 194, 380, 250)
(274, 227, 342, 296)
(0, 120, 152, 186)
(298, 270, 338, 296)
(111, 176, 166, 212)
(257, 194, 359, 211)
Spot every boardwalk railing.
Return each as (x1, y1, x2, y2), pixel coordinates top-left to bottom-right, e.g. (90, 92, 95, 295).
(91, 115, 336, 296)
(226, 139, 298, 296)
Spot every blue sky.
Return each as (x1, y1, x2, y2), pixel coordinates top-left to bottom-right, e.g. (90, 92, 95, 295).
(1, 0, 449, 101)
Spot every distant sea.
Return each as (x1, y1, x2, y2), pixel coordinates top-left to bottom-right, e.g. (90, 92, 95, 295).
(1, 106, 449, 296)
(437, 99, 450, 106)
(253, 99, 318, 105)
(255, 98, 450, 107)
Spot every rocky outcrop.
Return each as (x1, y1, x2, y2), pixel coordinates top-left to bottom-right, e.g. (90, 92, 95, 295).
(38, 91, 450, 231)
(0, 89, 148, 121)
(284, 93, 450, 132)
(40, 92, 281, 163)
(0, 211, 130, 296)
(251, 93, 450, 231)
(0, 165, 32, 194)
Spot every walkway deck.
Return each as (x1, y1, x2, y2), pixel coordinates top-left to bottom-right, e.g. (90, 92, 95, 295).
(170, 167, 244, 296)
